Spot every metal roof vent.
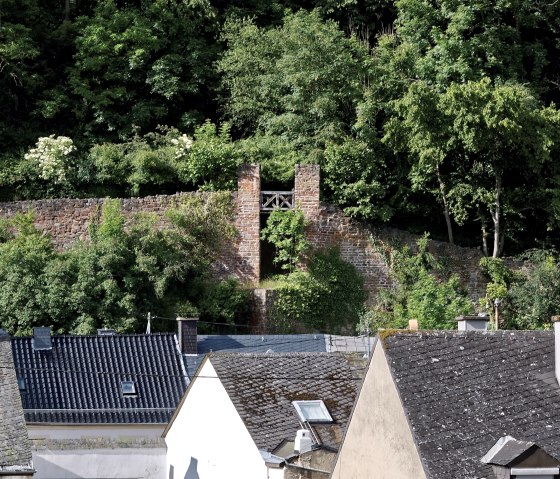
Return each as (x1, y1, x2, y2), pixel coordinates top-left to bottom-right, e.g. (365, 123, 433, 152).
(456, 313, 489, 331)
(294, 429, 313, 455)
(97, 328, 117, 336)
(32, 327, 52, 351)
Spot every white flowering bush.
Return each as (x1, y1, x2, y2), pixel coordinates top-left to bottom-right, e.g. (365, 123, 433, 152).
(170, 133, 193, 159)
(24, 135, 76, 184)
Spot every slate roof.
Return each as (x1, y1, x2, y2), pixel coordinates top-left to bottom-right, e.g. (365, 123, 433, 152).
(382, 330, 560, 479)
(11, 333, 187, 424)
(183, 334, 373, 378)
(209, 352, 365, 452)
(0, 330, 33, 474)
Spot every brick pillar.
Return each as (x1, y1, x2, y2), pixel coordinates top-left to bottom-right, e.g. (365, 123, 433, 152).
(235, 164, 261, 284)
(294, 164, 320, 220)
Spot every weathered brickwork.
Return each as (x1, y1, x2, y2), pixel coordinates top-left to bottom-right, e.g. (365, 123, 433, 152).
(0, 193, 197, 249)
(294, 164, 321, 220)
(296, 166, 487, 302)
(233, 164, 261, 284)
(0, 164, 490, 300)
(0, 330, 33, 473)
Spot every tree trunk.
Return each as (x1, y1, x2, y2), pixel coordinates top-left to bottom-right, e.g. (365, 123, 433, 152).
(478, 206, 489, 257)
(64, 0, 70, 21)
(490, 173, 502, 258)
(435, 164, 454, 245)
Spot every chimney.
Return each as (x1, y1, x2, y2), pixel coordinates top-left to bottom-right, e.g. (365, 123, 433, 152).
(32, 326, 52, 351)
(177, 317, 198, 355)
(552, 316, 560, 385)
(294, 429, 313, 455)
(97, 328, 116, 336)
(456, 314, 489, 331)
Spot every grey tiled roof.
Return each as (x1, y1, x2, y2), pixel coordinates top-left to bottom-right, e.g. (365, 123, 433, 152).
(382, 330, 560, 479)
(12, 333, 187, 424)
(209, 352, 365, 452)
(183, 334, 373, 378)
(0, 330, 33, 473)
(197, 334, 328, 354)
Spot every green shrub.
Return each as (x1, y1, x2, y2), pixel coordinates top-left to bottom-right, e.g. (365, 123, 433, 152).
(198, 278, 251, 332)
(360, 235, 473, 332)
(261, 208, 309, 272)
(505, 251, 560, 329)
(270, 247, 366, 333)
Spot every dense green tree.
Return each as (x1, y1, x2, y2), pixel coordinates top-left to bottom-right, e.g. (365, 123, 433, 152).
(506, 251, 560, 330)
(0, 214, 55, 335)
(219, 10, 367, 159)
(385, 79, 559, 256)
(67, 0, 218, 140)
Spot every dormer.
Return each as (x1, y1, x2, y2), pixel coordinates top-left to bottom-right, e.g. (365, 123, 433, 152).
(481, 436, 560, 479)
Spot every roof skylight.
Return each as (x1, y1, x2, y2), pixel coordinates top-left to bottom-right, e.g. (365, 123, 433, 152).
(292, 400, 333, 423)
(121, 381, 137, 396)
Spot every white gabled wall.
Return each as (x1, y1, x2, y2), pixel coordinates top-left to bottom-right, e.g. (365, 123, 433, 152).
(165, 359, 270, 479)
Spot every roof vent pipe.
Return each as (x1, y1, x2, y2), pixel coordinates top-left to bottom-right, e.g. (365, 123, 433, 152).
(552, 316, 560, 386)
(456, 314, 489, 331)
(294, 429, 313, 455)
(177, 317, 198, 355)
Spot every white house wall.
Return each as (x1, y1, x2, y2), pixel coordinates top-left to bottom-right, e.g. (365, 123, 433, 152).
(332, 342, 427, 479)
(28, 424, 166, 479)
(32, 448, 165, 479)
(165, 359, 270, 479)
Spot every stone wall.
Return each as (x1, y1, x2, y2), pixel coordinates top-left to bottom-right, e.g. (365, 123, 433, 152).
(297, 166, 487, 302)
(0, 164, 489, 301)
(0, 330, 33, 474)
(0, 194, 193, 249)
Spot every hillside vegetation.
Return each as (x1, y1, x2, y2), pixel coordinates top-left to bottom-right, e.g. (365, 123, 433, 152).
(1, 0, 560, 333)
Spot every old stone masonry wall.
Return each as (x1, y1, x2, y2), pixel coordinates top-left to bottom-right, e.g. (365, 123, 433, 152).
(0, 165, 488, 301)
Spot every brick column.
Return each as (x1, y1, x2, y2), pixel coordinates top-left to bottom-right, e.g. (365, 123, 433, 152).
(235, 164, 261, 284)
(294, 164, 320, 220)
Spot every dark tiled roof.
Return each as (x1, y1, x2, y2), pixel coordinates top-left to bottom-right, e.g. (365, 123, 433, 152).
(12, 333, 187, 424)
(0, 330, 33, 472)
(382, 330, 560, 479)
(209, 352, 365, 452)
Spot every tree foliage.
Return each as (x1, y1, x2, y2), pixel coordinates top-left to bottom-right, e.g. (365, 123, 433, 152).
(219, 10, 367, 159)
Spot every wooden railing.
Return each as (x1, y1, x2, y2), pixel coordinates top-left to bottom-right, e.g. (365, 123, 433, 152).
(260, 191, 294, 211)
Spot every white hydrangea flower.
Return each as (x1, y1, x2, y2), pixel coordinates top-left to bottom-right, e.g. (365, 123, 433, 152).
(24, 135, 75, 184)
(171, 134, 193, 159)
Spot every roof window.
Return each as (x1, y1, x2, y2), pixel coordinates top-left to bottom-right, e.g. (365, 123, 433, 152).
(17, 376, 26, 391)
(292, 400, 333, 423)
(121, 381, 137, 396)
